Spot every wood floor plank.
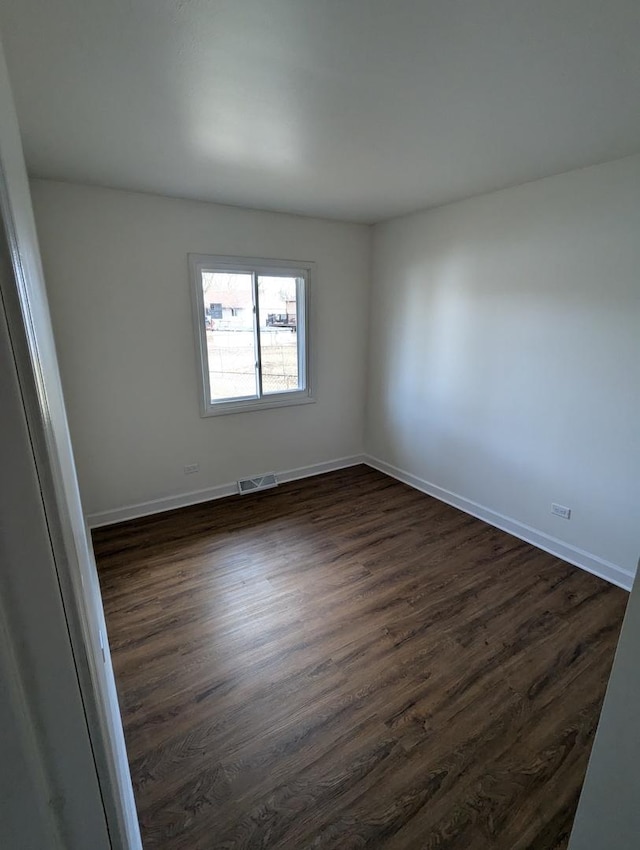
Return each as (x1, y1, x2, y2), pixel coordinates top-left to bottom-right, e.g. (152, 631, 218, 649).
(93, 465, 627, 849)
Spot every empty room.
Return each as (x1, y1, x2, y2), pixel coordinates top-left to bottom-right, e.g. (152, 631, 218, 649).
(1, 2, 639, 849)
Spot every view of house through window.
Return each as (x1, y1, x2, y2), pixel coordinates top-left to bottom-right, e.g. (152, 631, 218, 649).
(203, 271, 256, 400)
(191, 256, 311, 413)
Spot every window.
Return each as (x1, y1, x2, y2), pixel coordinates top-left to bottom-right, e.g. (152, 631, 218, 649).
(189, 254, 313, 415)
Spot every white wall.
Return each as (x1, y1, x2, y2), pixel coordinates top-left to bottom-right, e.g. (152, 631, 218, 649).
(30, 180, 371, 519)
(30, 159, 640, 583)
(366, 155, 640, 583)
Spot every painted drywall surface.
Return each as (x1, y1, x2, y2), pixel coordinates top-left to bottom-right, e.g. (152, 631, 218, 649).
(366, 155, 640, 576)
(569, 569, 639, 848)
(30, 180, 371, 515)
(4, 1, 640, 222)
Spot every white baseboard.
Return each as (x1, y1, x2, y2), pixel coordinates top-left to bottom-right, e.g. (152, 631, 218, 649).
(364, 455, 634, 592)
(87, 451, 634, 592)
(276, 454, 367, 485)
(86, 455, 367, 529)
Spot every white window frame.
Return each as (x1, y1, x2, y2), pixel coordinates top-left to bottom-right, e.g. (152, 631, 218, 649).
(189, 254, 314, 416)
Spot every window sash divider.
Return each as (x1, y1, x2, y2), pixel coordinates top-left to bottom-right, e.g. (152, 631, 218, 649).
(253, 272, 264, 398)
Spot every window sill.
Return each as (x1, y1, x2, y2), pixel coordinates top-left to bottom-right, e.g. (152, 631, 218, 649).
(201, 394, 316, 417)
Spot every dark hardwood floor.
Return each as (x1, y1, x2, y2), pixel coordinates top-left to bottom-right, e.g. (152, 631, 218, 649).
(93, 465, 627, 850)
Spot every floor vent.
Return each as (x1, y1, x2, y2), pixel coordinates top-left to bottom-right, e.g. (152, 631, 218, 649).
(237, 473, 278, 495)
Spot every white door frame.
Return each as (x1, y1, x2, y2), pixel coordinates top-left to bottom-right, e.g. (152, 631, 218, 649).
(0, 38, 141, 850)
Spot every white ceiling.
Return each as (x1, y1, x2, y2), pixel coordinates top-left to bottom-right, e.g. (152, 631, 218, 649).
(1, 0, 639, 223)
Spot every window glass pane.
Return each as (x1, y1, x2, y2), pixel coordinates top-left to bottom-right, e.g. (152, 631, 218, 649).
(258, 276, 301, 394)
(201, 272, 257, 401)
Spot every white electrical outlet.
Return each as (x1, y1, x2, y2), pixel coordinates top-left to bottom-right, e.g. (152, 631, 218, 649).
(551, 503, 571, 520)
(184, 463, 199, 475)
